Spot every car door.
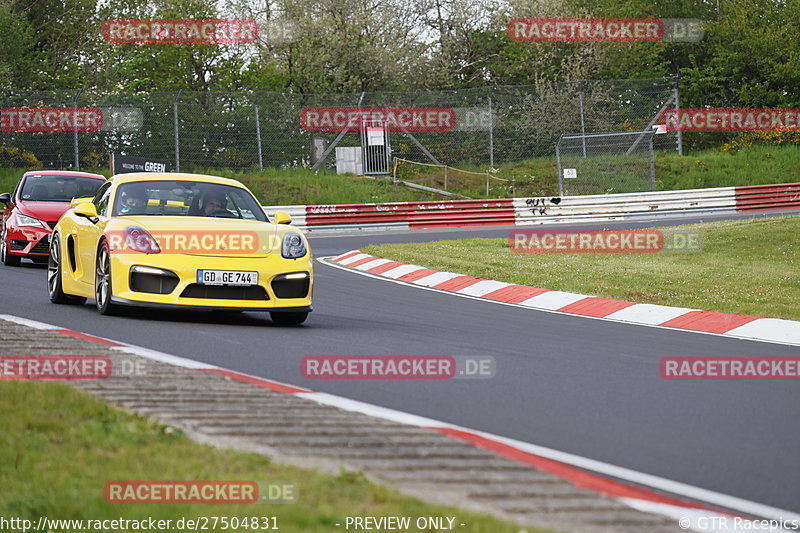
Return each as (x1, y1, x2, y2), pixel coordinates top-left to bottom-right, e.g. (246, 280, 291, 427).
(73, 181, 112, 287)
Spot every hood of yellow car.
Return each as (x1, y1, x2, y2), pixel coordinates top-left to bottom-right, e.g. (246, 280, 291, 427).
(109, 216, 282, 258)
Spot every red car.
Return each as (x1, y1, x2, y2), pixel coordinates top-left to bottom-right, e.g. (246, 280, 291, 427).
(1, 170, 106, 266)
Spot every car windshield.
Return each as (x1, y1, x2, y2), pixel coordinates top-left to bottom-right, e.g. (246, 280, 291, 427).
(111, 180, 268, 221)
(20, 175, 104, 202)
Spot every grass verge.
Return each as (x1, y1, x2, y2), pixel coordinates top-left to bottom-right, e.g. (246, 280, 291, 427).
(363, 216, 800, 321)
(0, 379, 544, 533)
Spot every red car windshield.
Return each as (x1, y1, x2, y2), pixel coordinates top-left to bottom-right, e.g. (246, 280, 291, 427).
(20, 175, 104, 202)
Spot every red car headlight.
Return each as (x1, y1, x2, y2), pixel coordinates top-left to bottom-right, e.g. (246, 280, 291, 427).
(14, 214, 46, 229)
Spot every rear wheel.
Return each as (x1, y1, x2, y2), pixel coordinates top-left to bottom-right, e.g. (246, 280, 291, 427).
(48, 234, 87, 305)
(1, 230, 20, 266)
(270, 311, 308, 326)
(95, 240, 124, 315)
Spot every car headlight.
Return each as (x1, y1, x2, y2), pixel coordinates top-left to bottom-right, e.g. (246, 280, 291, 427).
(15, 214, 45, 228)
(118, 226, 161, 254)
(282, 232, 307, 259)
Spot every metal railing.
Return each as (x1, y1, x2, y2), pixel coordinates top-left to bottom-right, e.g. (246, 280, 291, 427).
(392, 157, 513, 196)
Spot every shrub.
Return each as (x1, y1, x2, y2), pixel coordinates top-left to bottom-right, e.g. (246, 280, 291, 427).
(721, 129, 800, 152)
(81, 152, 106, 169)
(0, 146, 42, 169)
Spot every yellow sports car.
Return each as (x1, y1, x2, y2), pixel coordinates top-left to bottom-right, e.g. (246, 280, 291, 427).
(48, 172, 313, 325)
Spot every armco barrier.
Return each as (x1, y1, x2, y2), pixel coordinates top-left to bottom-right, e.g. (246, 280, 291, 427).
(264, 183, 800, 232)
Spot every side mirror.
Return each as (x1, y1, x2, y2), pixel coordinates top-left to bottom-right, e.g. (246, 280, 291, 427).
(274, 210, 292, 225)
(70, 196, 94, 207)
(74, 201, 99, 220)
(0, 193, 10, 206)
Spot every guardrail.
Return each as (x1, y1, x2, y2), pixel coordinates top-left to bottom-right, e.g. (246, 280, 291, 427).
(263, 183, 800, 232)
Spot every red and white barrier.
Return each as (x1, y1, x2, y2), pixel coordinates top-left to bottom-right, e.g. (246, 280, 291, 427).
(264, 183, 800, 232)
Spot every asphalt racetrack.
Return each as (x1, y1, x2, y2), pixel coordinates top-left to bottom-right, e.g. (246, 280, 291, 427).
(1, 212, 798, 513)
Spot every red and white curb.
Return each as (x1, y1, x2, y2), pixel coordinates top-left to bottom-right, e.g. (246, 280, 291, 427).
(2, 313, 798, 531)
(325, 250, 800, 347)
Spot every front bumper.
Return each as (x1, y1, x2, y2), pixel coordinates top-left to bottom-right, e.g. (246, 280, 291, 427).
(109, 251, 313, 311)
(6, 225, 51, 257)
(109, 297, 311, 313)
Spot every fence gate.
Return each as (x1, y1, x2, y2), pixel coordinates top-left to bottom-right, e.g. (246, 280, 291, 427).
(360, 116, 391, 174)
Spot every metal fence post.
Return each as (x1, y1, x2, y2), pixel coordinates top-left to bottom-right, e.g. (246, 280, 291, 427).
(487, 87, 495, 169)
(73, 89, 83, 169)
(556, 139, 563, 196)
(444, 165, 448, 191)
(254, 101, 263, 171)
(578, 82, 587, 158)
(649, 134, 656, 191)
(673, 76, 683, 156)
(173, 89, 182, 171)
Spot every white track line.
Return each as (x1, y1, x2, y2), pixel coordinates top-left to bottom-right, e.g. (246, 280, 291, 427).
(0, 314, 61, 330)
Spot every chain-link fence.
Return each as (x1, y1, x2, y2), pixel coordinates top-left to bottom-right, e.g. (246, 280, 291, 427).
(0, 77, 680, 174)
(556, 130, 656, 196)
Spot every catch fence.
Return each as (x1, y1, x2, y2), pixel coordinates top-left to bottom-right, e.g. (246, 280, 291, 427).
(1, 77, 680, 189)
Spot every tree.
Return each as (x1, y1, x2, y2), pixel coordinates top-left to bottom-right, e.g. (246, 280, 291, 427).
(0, 3, 39, 88)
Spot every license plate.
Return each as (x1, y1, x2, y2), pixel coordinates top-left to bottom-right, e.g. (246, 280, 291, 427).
(197, 270, 258, 286)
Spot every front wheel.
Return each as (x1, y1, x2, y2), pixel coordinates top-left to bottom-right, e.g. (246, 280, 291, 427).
(48, 234, 86, 305)
(1, 231, 20, 266)
(95, 240, 124, 315)
(270, 311, 308, 326)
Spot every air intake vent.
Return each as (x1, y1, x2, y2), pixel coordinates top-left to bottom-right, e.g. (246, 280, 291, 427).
(271, 273, 310, 299)
(181, 284, 269, 300)
(130, 271, 179, 294)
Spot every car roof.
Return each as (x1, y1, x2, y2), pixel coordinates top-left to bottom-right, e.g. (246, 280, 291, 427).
(22, 170, 106, 180)
(110, 172, 245, 188)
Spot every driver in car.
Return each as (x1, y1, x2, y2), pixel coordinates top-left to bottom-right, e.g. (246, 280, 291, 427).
(202, 192, 228, 216)
(118, 188, 147, 215)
